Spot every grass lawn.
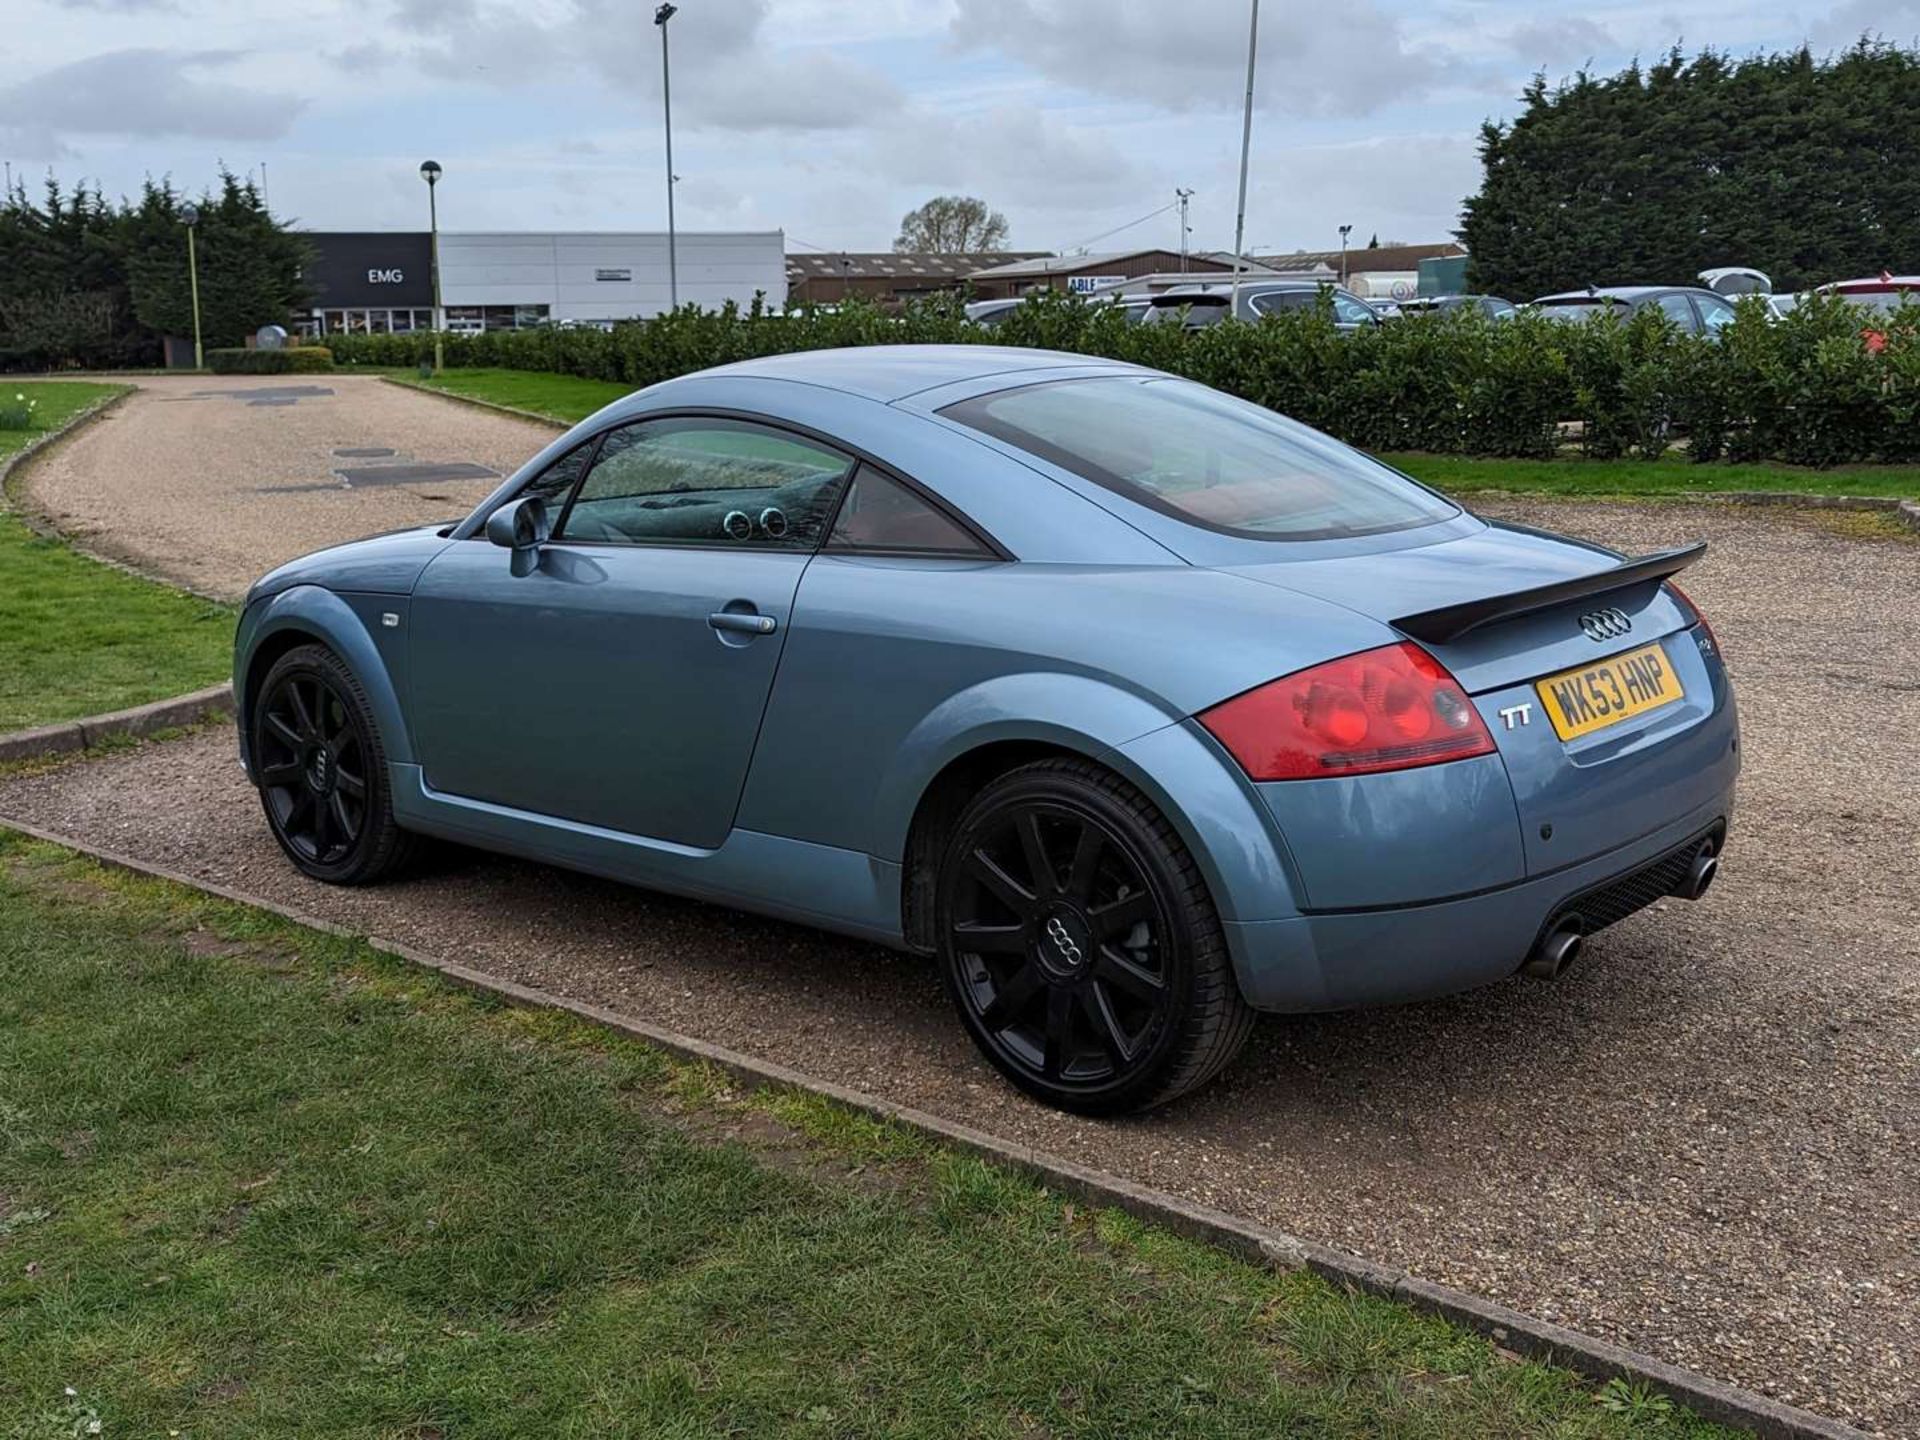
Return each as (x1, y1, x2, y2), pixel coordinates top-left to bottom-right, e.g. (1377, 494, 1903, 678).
(0, 383, 234, 733)
(382, 365, 1920, 499)
(1383, 452, 1920, 499)
(0, 832, 1743, 1440)
(387, 367, 634, 425)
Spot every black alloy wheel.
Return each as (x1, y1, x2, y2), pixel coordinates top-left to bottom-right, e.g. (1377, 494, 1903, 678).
(936, 759, 1254, 1114)
(251, 644, 413, 885)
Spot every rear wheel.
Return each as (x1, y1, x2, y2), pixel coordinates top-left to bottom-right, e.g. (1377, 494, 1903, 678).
(934, 758, 1254, 1114)
(251, 644, 414, 885)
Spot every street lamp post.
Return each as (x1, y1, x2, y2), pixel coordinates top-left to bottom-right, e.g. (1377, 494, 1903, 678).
(420, 160, 444, 375)
(655, 3, 680, 312)
(1338, 224, 1353, 287)
(180, 204, 204, 370)
(1229, 0, 1260, 317)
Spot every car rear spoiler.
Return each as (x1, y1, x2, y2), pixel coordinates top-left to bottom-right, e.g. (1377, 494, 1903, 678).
(1392, 542, 1706, 645)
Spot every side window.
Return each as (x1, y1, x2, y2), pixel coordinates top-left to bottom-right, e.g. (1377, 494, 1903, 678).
(1331, 293, 1378, 325)
(556, 417, 854, 549)
(1250, 290, 1310, 316)
(521, 442, 596, 511)
(1656, 293, 1699, 331)
(1696, 295, 1737, 334)
(824, 466, 990, 556)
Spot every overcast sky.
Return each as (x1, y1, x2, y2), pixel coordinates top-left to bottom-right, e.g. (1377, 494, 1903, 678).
(2, 0, 1908, 256)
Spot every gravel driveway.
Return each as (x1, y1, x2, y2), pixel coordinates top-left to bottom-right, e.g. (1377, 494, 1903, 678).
(14, 374, 559, 601)
(4, 382, 1915, 1433)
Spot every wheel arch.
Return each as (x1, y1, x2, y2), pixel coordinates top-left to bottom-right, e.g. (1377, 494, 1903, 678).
(887, 677, 1304, 956)
(236, 586, 413, 776)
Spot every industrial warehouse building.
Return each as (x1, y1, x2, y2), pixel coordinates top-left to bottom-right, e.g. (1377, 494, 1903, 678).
(294, 230, 787, 335)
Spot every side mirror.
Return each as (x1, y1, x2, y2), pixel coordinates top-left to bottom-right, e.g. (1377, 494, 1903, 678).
(485, 495, 549, 551)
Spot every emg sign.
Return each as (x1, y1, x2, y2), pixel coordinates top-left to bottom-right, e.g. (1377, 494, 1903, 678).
(368, 268, 406, 284)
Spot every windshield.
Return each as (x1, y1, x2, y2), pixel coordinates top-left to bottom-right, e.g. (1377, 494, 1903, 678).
(940, 376, 1458, 541)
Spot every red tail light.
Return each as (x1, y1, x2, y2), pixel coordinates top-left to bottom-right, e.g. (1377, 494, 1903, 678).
(1666, 581, 1722, 659)
(1198, 642, 1495, 782)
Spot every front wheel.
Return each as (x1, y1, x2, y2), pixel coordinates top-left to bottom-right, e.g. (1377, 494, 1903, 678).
(934, 758, 1254, 1115)
(250, 643, 415, 885)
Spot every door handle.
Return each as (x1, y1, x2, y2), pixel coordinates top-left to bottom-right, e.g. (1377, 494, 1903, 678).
(708, 610, 777, 636)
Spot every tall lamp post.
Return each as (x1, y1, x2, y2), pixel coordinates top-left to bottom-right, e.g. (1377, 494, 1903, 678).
(655, 3, 680, 312)
(1228, 0, 1260, 316)
(1338, 223, 1352, 287)
(420, 160, 444, 375)
(180, 204, 205, 370)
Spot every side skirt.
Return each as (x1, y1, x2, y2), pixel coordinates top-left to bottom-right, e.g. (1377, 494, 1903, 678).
(388, 763, 906, 948)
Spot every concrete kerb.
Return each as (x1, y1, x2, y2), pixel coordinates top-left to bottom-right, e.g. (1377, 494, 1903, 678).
(0, 811, 1871, 1440)
(0, 684, 234, 764)
(372, 374, 573, 431)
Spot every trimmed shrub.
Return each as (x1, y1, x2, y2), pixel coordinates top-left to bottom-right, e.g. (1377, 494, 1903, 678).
(206, 345, 334, 375)
(319, 291, 1919, 467)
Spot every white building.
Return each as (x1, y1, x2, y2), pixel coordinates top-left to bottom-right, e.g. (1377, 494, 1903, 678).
(439, 231, 787, 327)
(297, 229, 787, 335)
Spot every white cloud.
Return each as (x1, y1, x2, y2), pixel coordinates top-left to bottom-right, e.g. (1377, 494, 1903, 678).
(367, 0, 909, 133)
(1504, 15, 1618, 66)
(2, 0, 1867, 257)
(947, 0, 1451, 118)
(0, 49, 303, 144)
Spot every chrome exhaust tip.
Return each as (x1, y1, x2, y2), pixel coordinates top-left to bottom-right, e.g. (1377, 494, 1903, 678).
(1522, 927, 1583, 980)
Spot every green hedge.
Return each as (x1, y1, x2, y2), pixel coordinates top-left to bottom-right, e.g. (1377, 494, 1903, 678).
(206, 345, 334, 375)
(320, 292, 1920, 466)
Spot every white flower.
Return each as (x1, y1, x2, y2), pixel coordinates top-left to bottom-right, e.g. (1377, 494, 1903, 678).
(64, 1386, 76, 1396)
(88, 1423, 102, 1435)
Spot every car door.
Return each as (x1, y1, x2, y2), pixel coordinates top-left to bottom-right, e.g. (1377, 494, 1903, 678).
(409, 413, 857, 850)
(1692, 292, 1737, 339)
(1654, 291, 1702, 335)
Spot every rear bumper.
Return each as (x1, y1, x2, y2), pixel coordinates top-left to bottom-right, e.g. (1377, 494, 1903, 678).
(1223, 789, 1734, 1012)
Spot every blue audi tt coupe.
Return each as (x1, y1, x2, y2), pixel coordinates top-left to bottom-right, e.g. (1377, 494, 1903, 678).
(236, 346, 1738, 1113)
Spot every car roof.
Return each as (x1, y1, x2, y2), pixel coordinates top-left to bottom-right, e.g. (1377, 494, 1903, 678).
(1821, 275, 1920, 290)
(1533, 285, 1718, 303)
(687, 344, 1140, 403)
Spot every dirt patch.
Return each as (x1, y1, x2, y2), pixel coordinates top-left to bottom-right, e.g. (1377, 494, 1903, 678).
(11, 374, 554, 601)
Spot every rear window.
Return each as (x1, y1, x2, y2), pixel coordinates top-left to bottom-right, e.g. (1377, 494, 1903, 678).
(1828, 288, 1919, 315)
(940, 376, 1458, 541)
(1533, 298, 1621, 322)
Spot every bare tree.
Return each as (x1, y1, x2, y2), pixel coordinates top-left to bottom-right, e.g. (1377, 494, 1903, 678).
(892, 195, 1009, 253)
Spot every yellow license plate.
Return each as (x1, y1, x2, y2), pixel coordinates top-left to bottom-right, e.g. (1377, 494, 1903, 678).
(1534, 641, 1684, 741)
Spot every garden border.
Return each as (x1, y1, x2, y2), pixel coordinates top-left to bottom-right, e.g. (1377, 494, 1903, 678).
(0, 683, 233, 764)
(0, 810, 1870, 1440)
(1, 383, 233, 607)
(384, 375, 1920, 533)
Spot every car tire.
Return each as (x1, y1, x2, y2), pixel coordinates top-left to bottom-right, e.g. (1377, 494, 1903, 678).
(934, 757, 1255, 1115)
(250, 643, 415, 886)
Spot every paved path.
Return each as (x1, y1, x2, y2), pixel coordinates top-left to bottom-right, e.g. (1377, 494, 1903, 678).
(15, 374, 560, 600)
(5, 382, 1916, 1432)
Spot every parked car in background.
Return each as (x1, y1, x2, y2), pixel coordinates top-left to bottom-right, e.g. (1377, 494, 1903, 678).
(234, 345, 1737, 1115)
(964, 298, 1027, 328)
(1393, 295, 1518, 320)
(1697, 267, 1772, 298)
(1143, 281, 1382, 332)
(968, 296, 1151, 328)
(1816, 273, 1920, 352)
(1816, 272, 1920, 312)
(1529, 286, 1738, 337)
